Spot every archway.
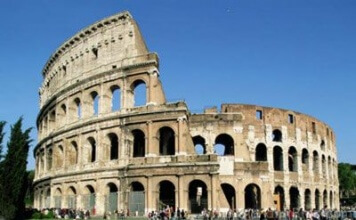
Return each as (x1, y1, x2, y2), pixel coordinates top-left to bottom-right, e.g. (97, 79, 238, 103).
(255, 143, 267, 161)
(159, 127, 175, 156)
(159, 181, 176, 210)
(221, 183, 236, 210)
(273, 146, 283, 171)
(288, 147, 298, 172)
(54, 188, 62, 208)
(289, 187, 300, 209)
(274, 186, 285, 211)
(132, 129, 145, 157)
(214, 134, 234, 156)
(323, 190, 328, 208)
(108, 133, 119, 160)
(301, 149, 309, 171)
(129, 182, 145, 216)
(272, 129, 282, 142)
(106, 183, 118, 213)
(83, 185, 96, 214)
(245, 184, 261, 209)
(305, 189, 311, 210)
(67, 186, 77, 209)
(188, 180, 208, 214)
(131, 80, 146, 107)
(193, 135, 206, 155)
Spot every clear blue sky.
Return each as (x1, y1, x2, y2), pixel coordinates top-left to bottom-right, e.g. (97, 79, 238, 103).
(0, 0, 355, 169)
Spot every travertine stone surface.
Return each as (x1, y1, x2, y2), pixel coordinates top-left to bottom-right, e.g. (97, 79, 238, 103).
(33, 11, 339, 216)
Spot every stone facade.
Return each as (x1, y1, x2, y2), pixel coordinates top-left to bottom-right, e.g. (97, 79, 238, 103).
(33, 11, 339, 216)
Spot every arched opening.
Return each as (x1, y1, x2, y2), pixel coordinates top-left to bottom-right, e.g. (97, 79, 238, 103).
(189, 180, 208, 214)
(132, 129, 145, 157)
(47, 148, 53, 170)
(328, 156, 332, 179)
(193, 135, 206, 155)
(289, 187, 300, 209)
(111, 86, 121, 111)
(159, 181, 176, 210)
(329, 191, 333, 209)
(67, 186, 77, 209)
(315, 189, 321, 210)
(273, 146, 283, 171)
(108, 133, 119, 160)
(132, 80, 146, 106)
(302, 149, 309, 171)
(288, 146, 298, 172)
(54, 145, 63, 168)
(91, 91, 99, 116)
(305, 189, 311, 210)
(74, 98, 81, 119)
(45, 188, 51, 208)
(129, 182, 145, 216)
(320, 140, 325, 151)
(255, 143, 267, 161)
(313, 151, 319, 174)
(274, 186, 285, 211)
(221, 183, 236, 210)
(83, 185, 96, 214)
(106, 183, 118, 213)
(159, 127, 175, 156)
(54, 188, 62, 208)
(69, 141, 78, 165)
(214, 134, 234, 156)
(88, 137, 96, 163)
(245, 184, 261, 209)
(272, 129, 282, 142)
(322, 155, 326, 175)
(323, 190, 328, 208)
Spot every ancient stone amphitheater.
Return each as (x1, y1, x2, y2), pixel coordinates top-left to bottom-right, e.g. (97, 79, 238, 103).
(33, 11, 339, 216)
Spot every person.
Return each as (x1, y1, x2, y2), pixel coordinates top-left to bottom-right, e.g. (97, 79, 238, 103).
(312, 209, 319, 220)
(288, 209, 294, 220)
(260, 210, 266, 220)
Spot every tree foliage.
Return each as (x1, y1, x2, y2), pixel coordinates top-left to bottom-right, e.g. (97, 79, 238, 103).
(0, 117, 32, 220)
(338, 163, 356, 197)
(0, 121, 5, 161)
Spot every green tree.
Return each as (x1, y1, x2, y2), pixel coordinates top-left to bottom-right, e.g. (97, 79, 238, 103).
(0, 118, 32, 220)
(338, 163, 356, 198)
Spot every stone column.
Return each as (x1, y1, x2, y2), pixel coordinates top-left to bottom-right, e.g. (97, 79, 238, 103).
(177, 116, 186, 155)
(146, 121, 155, 156)
(146, 176, 154, 212)
(211, 174, 218, 211)
(178, 175, 186, 211)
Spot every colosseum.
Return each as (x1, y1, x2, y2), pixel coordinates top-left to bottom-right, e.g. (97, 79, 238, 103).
(33, 11, 339, 216)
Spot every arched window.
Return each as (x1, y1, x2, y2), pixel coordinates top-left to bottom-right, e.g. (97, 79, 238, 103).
(193, 135, 206, 155)
(54, 188, 62, 208)
(323, 190, 328, 208)
(55, 145, 64, 168)
(159, 127, 175, 156)
(67, 186, 77, 209)
(288, 146, 298, 172)
(70, 141, 78, 165)
(132, 129, 145, 157)
(88, 137, 96, 163)
(91, 91, 99, 116)
(272, 129, 282, 142)
(214, 134, 234, 156)
(273, 146, 283, 171)
(302, 148, 309, 171)
(111, 85, 121, 111)
(132, 80, 146, 106)
(322, 155, 326, 175)
(313, 151, 319, 173)
(159, 181, 176, 209)
(255, 143, 267, 161)
(320, 140, 325, 151)
(47, 148, 53, 170)
(108, 133, 119, 160)
(106, 183, 118, 213)
(74, 98, 81, 119)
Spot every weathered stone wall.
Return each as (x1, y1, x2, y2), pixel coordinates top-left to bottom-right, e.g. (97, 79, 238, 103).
(33, 11, 339, 216)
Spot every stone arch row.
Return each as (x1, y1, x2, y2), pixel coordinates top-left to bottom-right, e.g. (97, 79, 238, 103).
(38, 78, 148, 138)
(273, 185, 337, 211)
(36, 126, 177, 174)
(254, 143, 337, 178)
(270, 128, 332, 151)
(192, 133, 235, 156)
